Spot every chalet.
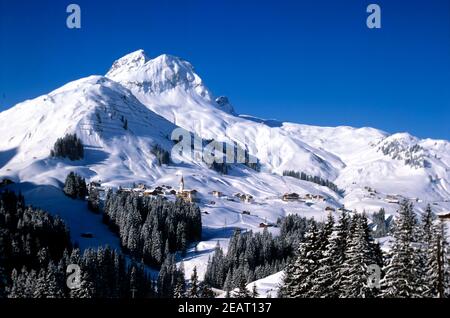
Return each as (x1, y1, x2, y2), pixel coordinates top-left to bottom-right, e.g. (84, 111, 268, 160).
(234, 193, 254, 203)
(117, 187, 132, 193)
(325, 206, 335, 212)
(212, 191, 223, 198)
(303, 194, 326, 201)
(143, 189, 162, 196)
(282, 193, 300, 202)
(386, 199, 400, 204)
(313, 194, 326, 201)
(385, 195, 400, 204)
(438, 213, 450, 221)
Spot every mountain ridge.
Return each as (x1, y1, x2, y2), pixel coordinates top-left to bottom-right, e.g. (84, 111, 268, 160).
(0, 51, 449, 207)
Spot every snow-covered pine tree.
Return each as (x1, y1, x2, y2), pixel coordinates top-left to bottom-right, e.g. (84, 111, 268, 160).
(425, 221, 450, 298)
(187, 266, 200, 298)
(233, 278, 250, 298)
(421, 204, 435, 244)
(278, 221, 321, 298)
(204, 242, 226, 288)
(200, 283, 215, 298)
(87, 185, 100, 212)
(381, 201, 422, 298)
(71, 270, 95, 298)
(174, 280, 186, 298)
(44, 261, 65, 298)
(0, 252, 7, 298)
(63, 172, 87, 199)
(340, 214, 379, 298)
(417, 205, 436, 297)
(177, 223, 187, 256)
(307, 214, 336, 298)
(251, 283, 259, 298)
(32, 268, 47, 298)
(7, 269, 23, 298)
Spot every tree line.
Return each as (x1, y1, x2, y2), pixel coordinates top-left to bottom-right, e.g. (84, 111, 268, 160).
(103, 191, 202, 268)
(283, 170, 342, 194)
(0, 190, 219, 298)
(50, 133, 84, 161)
(0, 190, 156, 298)
(0, 190, 71, 298)
(279, 202, 450, 298)
(7, 246, 155, 298)
(151, 144, 171, 166)
(204, 215, 316, 292)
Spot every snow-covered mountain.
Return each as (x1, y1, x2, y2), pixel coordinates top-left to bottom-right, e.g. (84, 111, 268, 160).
(1, 49, 449, 280)
(104, 49, 450, 202)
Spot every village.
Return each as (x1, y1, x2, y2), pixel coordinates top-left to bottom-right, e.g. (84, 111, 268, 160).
(83, 175, 450, 226)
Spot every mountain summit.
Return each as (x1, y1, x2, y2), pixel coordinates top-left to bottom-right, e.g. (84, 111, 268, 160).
(1, 50, 449, 210)
(106, 50, 213, 100)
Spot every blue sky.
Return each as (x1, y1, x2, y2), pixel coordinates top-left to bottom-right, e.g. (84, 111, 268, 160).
(0, 0, 449, 139)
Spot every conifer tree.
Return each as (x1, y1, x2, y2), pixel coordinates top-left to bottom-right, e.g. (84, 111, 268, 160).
(279, 221, 321, 298)
(187, 266, 200, 298)
(233, 278, 250, 298)
(425, 222, 450, 298)
(251, 283, 259, 298)
(381, 201, 422, 298)
(340, 214, 379, 298)
(200, 283, 215, 298)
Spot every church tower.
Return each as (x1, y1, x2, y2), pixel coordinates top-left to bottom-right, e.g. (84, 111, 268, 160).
(179, 175, 184, 193)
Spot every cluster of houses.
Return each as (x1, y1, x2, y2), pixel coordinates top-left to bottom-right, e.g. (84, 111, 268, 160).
(234, 192, 254, 203)
(281, 192, 326, 202)
(281, 192, 337, 213)
(87, 177, 449, 224)
(364, 186, 379, 198)
(176, 176, 199, 203)
(209, 191, 254, 204)
(112, 176, 199, 203)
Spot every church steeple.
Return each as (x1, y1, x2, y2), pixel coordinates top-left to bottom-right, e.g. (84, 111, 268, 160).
(179, 175, 184, 193)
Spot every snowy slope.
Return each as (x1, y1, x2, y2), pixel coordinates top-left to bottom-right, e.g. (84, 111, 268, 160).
(1, 49, 449, 289)
(105, 50, 347, 180)
(0, 75, 177, 187)
(105, 50, 450, 203)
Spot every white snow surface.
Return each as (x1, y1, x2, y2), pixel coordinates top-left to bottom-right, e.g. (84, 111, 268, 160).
(1, 50, 450, 294)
